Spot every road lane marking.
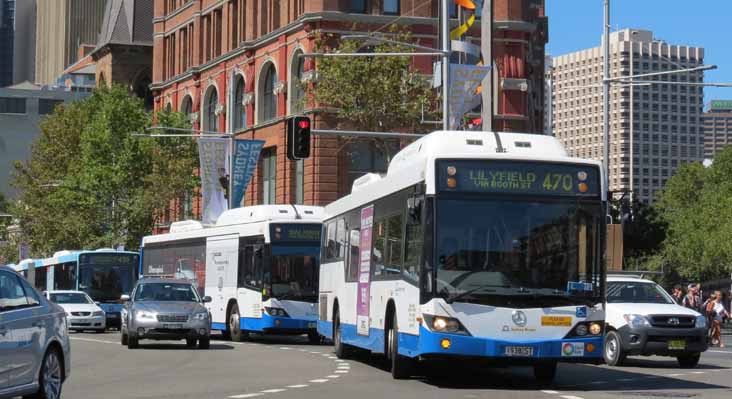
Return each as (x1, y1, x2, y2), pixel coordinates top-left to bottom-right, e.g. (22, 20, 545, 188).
(309, 379, 329, 383)
(286, 385, 308, 388)
(690, 371, 705, 374)
(616, 378, 636, 382)
(70, 337, 118, 345)
(335, 370, 349, 374)
(327, 375, 340, 378)
(260, 389, 286, 393)
(541, 390, 559, 394)
(667, 373, 684, 377)
(708, 350, 732, 354)
(229, 394, 263, 398)
(560, 396, 585, 399)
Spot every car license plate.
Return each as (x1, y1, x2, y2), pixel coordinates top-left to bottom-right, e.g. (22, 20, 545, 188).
(308, 322, 317, 329)
(504, 346, 534, 357)
(163, 324, 183, 329)
(668, 340, 686, 350)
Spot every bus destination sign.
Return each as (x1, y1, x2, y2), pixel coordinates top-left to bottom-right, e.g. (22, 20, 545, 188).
(438, 160, 600, 197)
(270, 224, 322, 242)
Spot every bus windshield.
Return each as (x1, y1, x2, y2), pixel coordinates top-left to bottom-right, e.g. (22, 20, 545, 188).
(434, 198, 603, 307)
(269, 246, 319, 302)
(78, 254, 138, 303)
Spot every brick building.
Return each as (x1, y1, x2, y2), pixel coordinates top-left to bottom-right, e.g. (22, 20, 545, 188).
(151, 0, 548, 226)
(703, 100, 732, 159)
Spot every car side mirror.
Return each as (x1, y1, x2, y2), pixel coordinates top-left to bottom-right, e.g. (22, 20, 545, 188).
(120, 294, 130, 302)
(202, 296, 212, 303)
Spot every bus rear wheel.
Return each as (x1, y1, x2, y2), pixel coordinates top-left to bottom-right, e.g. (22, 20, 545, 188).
(333, 310, 352, 359)
(228, 304, 248, 342)
(388, 312, 414, 380)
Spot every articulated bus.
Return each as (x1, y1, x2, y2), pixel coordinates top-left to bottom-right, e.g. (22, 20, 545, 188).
(26, 249, 140, 328)
(140, 205, 324, 342)
(317, 131, 607, 381)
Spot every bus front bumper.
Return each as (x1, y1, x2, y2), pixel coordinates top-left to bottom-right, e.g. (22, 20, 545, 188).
(409, 326, 604, 363)
(241, 313, 318, 334)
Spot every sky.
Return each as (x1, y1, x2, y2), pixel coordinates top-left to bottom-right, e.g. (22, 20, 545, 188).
(546, 0, 732, 105)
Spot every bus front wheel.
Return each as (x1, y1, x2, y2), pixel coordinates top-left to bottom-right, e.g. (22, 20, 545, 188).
(333, 310, 352, 359)
(228, 304, 248, 342)
(388, 312, 414, 380)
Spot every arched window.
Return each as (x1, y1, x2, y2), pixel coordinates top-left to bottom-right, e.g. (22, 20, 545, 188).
(205, 87, 219, 131)
(233, 75, 246, 131)
(180, 95, 193, 116)
(290, 50, 305, 114)
(164, 102, 172, 113)
(259, 62, 277, 122)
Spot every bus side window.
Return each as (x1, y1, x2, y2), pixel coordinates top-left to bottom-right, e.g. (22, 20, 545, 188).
(404, 220, 422, 283)
(237, 246, 255, 288)
(347, 228, 360, 282)
(336, 218, 346, 259)
(325, 221, 337, 259)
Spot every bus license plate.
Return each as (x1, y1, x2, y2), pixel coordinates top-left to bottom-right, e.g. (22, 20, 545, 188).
(163, 324, 183, 329)
(668, 340, 686, 350)
(308, 322, 317, 329)
(504, 346, 534, 357)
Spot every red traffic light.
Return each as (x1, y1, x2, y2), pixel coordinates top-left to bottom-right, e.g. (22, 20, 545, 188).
(298, 119, 310, 129)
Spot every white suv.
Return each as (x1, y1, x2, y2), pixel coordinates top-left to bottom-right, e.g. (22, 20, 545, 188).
(604, 275, 707, 368)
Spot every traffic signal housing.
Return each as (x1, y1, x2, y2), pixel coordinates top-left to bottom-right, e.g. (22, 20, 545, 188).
(287, 116, 311, 160)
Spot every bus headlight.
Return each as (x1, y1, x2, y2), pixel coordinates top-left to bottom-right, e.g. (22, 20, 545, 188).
(575, 324, 588, 336)
(265, 307, 290, 318)
(695, 315, 707, 329)
(589, 322, 602, 335)
(423, 315, 471, 336)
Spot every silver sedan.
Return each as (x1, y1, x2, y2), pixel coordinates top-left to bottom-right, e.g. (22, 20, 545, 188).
(121, 278, 211, 349)
(0, 265, 71, 399)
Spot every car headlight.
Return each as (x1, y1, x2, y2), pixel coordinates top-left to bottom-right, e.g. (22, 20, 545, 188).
(423, 315, 471, 336)
(265, 307, 289, 317)
(623, 314, 650, 328)
(92, 311, 104, 317)
(695, 315, 707, 329)
(193, 311, 209, 321)
(135, 311, 156, 320)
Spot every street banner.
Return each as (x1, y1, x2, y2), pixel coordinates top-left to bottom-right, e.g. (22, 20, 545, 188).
(198, 137, 230, 224)
(356, 205, 374, 336)
(231, 139, 265, 208)
(448, 64, 491, 129)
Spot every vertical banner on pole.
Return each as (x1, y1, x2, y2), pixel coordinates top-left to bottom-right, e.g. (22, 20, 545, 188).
(448, 64, 491, 129)
(231, 139, 265, 209)
(356, 205, 374, 336)
(198, 137, 230, 224)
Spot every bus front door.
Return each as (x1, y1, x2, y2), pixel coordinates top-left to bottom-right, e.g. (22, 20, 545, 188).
(205, 235, 239, 326)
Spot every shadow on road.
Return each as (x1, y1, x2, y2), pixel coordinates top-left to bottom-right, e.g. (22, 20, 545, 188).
(211, 332, 330, 347)
(133, 342, 235, 350)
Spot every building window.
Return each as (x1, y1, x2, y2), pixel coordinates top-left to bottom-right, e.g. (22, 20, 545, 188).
(180, 95, 192, 116)
(38, 99, 63, 115)
(233, 75, 246, 131)
(295, 159, 304, 204)
(349, 0, 368, 13)
(261, 148, 276, 204)
(383, 0, 399, 15)
(0, 97, 26, 114)
(205, 87, 219, 132)
(290, 50, 305, 114)
(259, 62, 277, 123)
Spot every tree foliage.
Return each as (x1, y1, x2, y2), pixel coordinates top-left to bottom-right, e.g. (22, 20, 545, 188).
(10, 86, 197, 258)
(654, 148, 732, 282)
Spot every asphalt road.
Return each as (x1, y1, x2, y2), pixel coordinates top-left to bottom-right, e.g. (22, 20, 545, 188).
(61, 331, 732, 399)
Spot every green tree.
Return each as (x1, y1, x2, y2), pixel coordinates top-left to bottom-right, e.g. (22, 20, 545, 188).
(11, 86, 198, 256)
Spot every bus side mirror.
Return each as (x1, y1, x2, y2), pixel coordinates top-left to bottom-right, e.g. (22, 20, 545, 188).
(202, 296, 212, 303)
(407, 195, 424, 224)
(120, 294, 130, 302)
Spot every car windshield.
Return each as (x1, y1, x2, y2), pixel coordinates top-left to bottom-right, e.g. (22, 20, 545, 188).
(50, 292, 92, 304)
(607, 281, 674, 304)
(434, 198, 603, 306)
(133, 283, 199, 302)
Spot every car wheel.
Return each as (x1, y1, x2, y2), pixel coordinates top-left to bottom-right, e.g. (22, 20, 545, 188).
(199, 338, 211, 349)
(127, 336, 139, 349)
(533, 361, 558, 385)
(228, 304, 248, 342)
(677, 353, 701, 368)
(121, 332, 128, 346)
(307, 330, 321, 345)
(333, 310, 352, 359)
(604, 331, 626, 366)
(388, 311, 414, 380)
(186, 338, 197, 348)
(25, 348, 63, 399)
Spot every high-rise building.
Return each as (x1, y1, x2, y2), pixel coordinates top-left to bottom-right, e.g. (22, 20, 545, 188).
(703, 100, 732, 159)
(151, 0, 549, 229)
(34, 0, 107, 85)
(12, 0, 36, 85)
(544, 55, 553, 135)
(552, 29, 705, 203)
(0, 0, 15, 87)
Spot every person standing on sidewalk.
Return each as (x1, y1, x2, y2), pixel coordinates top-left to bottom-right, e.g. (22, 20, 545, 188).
(682, 283, 702, 313)
(671, 285, 684, 305)
(706, 291, 730, 347)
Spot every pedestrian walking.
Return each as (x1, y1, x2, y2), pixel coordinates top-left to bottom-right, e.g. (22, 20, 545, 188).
(682, 283, 702, 313)
(671, 284, 684, 305)
(705, 291, 730, 347)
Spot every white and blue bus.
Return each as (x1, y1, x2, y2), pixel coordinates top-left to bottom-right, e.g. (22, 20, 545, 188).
(140, 205, 324, 343)
(317, 131, 607, 381)
(26, 249, 140, 328)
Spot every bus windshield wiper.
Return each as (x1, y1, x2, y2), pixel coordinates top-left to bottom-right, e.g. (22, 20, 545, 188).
(447, 285, 505, 304)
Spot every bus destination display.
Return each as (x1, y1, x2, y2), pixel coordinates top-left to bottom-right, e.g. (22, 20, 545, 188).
(438, 160, 600, 197)
(270, 224, 322, 242)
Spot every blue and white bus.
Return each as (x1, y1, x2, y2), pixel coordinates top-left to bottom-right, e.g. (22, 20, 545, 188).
(29, 249, 140, 328)
(317, 131, 607, 381)
(140, 205, 324, 343)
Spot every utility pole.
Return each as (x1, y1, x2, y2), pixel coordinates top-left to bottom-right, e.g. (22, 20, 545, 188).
(481, 0, 493, 132)
(602, 0, 611, 203)
(441, 0, 450, 131)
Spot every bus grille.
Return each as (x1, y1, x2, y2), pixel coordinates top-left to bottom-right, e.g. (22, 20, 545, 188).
(157, 314, 189, 323)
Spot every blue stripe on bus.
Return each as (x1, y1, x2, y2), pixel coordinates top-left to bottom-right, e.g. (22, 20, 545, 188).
(327, 321, 603, 360)
(210, 314, 317, 333)
(211, 322, 227, 331)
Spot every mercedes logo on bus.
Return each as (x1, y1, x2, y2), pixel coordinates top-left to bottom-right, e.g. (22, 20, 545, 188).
(512, 310, 527, 327)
